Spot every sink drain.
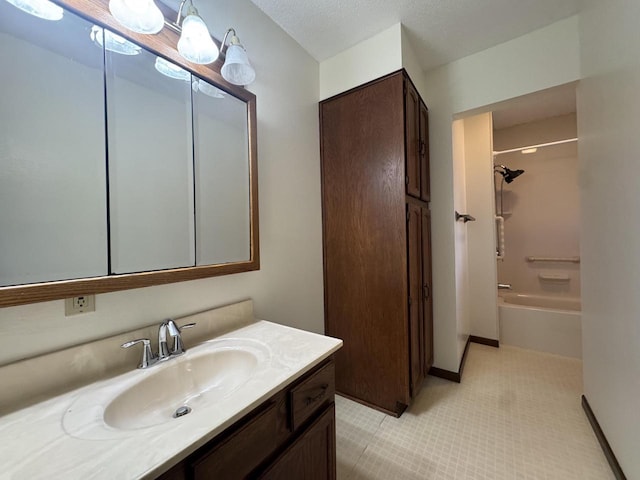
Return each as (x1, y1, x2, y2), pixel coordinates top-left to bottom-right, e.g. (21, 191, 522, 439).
(174, 405, 192, 418)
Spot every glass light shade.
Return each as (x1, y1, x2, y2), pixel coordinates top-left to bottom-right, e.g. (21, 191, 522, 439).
(221, 44, 255, 85)
(5, 0, 63, 20)
(197, 80, 225, 98)
(108, 0, 164, 34)
(177, 14, 218, 65)
(91, 26, 141, 56)
(155, 56, 190, 81)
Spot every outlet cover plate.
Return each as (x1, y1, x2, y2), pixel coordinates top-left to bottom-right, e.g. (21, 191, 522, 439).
(65, 295, 96, 316)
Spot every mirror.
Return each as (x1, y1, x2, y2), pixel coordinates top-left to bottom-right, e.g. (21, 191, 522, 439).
(0, 0, 258, 307)
(0, 3, 109, 286)
(106, 41, 196, 273)
(193, 79, 251, 265)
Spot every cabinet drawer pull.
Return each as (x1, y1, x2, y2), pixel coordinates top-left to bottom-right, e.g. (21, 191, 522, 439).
(305, 384, 329, 406)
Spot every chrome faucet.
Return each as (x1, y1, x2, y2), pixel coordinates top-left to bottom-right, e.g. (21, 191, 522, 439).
(121, 338, 158, 369)
(122, 319, 196, 369)
(158, 318, 196, 360)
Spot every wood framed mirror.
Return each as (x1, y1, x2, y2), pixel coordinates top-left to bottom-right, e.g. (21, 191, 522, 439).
(0, 0, 259, 307)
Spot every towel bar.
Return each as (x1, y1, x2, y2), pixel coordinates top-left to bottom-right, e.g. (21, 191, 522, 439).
(526, 256, 580, 263)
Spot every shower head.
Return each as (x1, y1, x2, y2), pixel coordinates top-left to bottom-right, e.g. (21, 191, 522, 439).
(494, 165, 525, 183)
(503, 167, 525, 183)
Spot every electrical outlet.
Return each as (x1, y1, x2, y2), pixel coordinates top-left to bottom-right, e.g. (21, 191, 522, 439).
(65, 295, 95, 316)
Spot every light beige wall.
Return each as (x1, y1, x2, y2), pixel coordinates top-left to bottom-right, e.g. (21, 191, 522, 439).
(423, 16, 581, 371)
(401, 27, 427, 95)
(463, 113, 499, 340)
(494, 114, 580, 298)
(319, 24, 402, 100)
(0, 0, 323, 366)
(451, 120, 471, 346)
(578, 0, 640, 476)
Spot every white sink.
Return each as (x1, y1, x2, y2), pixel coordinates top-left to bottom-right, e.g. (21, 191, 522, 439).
(63, 338, 271, 439)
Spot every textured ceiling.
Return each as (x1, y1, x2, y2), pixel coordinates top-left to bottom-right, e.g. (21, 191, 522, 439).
(249, 0, 583, 71)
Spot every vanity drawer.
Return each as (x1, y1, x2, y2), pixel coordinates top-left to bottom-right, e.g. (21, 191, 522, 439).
(289, 361, 335, 431)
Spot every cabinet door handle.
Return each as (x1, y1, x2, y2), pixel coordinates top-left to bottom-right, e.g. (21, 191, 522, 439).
(305, 384, 329, 406)
(419, 140, 426, 157)
(423, 284, 430, 301)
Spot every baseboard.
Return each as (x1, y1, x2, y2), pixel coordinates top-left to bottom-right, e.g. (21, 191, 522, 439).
(428, 337, 471, 383)
(581, 395, 627, 480)
(336, 391, 407, 417)
(469, 335, 499, 348)
(428, 366, 460, 383)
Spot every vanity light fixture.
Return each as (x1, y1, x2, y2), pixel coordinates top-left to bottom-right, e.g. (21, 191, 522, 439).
(4, 0, 63, 21)
(108, 0, 164, 34)
(219, 28, 256, 86)
(166, 0, 218, 65)
(155, 56, 191, 81)
(91, 26, 141, 56)
(108, 0, 256, 84)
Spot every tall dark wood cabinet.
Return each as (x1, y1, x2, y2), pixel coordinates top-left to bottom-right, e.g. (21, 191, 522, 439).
(320, 70, 433, 416)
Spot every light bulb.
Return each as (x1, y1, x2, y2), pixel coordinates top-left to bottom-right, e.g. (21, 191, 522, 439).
(91, 26, 141, 55)
(108, 0, 164, 34)
(177, 14, 218, 65)
(4, 0, 63, 20)
(154, 57, 190, 81)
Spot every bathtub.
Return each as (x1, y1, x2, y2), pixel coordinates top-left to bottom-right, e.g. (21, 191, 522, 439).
(498, 293, 582, 358)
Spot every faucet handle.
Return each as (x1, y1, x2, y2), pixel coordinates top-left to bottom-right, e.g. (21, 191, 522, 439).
(121, 338, 157, 369)
(171, 322, 196, 356)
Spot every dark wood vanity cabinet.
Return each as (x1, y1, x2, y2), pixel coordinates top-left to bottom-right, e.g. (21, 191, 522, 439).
(320, 70, 433, 416)
(156, 359, 336, 480)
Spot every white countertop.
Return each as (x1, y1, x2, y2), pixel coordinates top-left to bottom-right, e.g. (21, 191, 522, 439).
(0, 320, 342, 479)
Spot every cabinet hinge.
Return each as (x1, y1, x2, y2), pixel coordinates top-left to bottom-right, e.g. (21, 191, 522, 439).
(405, 175, 409, 185)
(408, 297, 412, 306)
(406, 210, 410, 222)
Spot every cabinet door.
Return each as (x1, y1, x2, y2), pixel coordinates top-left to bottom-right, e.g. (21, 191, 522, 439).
(421, 207, 434, 370)
(259, 404, 336, 480)
(407, 203, 424, 396)
(405, 80, 421, 198)
(191, 401, 284, 479)
(106, 47, 195, 274)
(419, 101, 430, 202)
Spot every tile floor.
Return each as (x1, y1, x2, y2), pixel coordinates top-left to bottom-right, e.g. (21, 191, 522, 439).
(335, 343, 614, 480)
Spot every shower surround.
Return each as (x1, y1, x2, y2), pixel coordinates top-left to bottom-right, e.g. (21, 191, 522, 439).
(494, 113, 580, 298)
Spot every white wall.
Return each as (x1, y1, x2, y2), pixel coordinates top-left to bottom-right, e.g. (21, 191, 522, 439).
(578, 0, 640, 476)
(463, 113, 499, 340)
(495, 114, 581, 298)
(451, 120, 471, 351)
(0, 0, 323, 366)
(423, 15, 581, 371)
(401, 27, 426, 94)
(319, 23, 402, 101)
